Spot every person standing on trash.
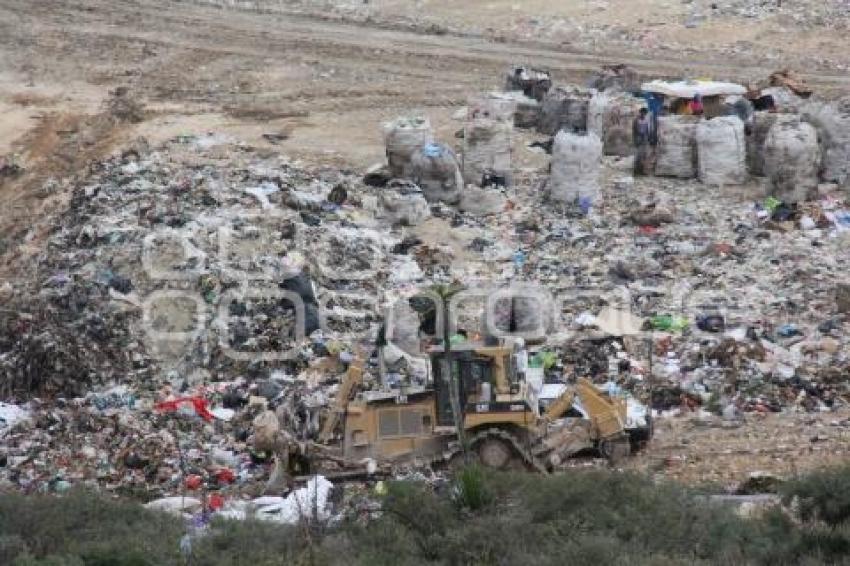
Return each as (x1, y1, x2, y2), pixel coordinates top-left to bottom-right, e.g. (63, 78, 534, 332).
(643, 91, 664, 145)
(632, 107, 653, 176)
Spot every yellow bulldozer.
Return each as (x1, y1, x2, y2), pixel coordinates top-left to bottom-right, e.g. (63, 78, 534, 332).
(315, 342, 640, 472)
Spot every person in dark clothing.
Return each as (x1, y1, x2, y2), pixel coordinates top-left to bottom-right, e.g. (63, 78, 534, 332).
(643, 92, 664, 145)
(632, 108, 652, 175)
(752, 94, 776, 112)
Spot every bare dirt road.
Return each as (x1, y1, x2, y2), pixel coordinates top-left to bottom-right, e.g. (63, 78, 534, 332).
(3, 0, 850, 165)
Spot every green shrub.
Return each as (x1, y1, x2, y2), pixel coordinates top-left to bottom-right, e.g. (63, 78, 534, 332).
(7, 466, 850, 565)
(452, 465, 494, 512)
(0, 489, 182, 564)
(781, 466, 850, 527)
(782, 464, 850, 527)
(193, 518, 320, 566)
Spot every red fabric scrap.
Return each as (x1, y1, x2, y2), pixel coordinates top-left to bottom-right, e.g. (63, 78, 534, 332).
(215, 469, 236, 484)
(154, 396, 214, 422)
(208, 493, 225, 511)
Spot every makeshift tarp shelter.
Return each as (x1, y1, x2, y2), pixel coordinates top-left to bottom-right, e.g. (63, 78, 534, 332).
(641, 80, 747, 99)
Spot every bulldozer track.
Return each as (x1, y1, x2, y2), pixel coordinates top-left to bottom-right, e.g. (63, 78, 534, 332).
(441, 427, 549, 474)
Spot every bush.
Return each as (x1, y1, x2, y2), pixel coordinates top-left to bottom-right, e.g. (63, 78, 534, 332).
(8, 466, 850, 565)
(193, 517, 322, 566)
(0, 489, 182, 564)
(782, 464, 850, 527)
(452, 465, 494, 511)
(0, 489, 317, 566)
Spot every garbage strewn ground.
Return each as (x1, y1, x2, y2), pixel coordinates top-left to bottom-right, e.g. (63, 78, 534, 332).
(2, 76, 850, 499)
(2, 0, 850, 539)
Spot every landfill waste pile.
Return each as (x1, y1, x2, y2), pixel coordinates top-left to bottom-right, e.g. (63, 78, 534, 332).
(3, 56, 850, 523)
(0, 135, 405, 505)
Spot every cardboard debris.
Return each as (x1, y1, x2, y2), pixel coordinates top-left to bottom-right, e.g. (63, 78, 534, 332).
(595, 308, 644, 337)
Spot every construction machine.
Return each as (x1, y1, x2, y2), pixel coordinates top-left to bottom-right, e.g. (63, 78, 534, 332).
(317, 342, 645, 471)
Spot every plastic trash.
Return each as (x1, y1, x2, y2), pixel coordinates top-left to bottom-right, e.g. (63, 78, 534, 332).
(145, 496, 203, 515)
(0, 403, 30, 430)
(777, 324, 802, 338)
(254, 475, 334, 524)
(651, 315, 689, 332)
(697, 314, 725, 333)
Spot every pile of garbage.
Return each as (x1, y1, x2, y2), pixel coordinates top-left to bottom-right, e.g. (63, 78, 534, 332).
(2, 62, 850, 506)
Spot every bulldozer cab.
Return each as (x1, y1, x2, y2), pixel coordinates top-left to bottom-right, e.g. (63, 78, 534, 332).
(430, 344, 535, 430)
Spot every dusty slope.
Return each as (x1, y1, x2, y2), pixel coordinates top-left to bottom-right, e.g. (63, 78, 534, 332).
(1, 0, 847, 272)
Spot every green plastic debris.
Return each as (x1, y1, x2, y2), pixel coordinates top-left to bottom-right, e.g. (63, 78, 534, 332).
(450, 334, 467, 345)
(326, 341, 346, 355)
(651, 315, 689, 332)
(764, 196, 782, 213)
(530, 351, 558, 370)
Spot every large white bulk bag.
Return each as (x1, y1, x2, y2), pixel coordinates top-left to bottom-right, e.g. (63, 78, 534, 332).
(587, 92, 645, 156)
(764, 118, 820, 203)
(384, 116, 433, 178)
(747, 112, 786, 177)
(802, 97, 850, 188)
(655, 116, 698, 179)
(587, 92, 607, 145)
(538, 86, 592, 135)
(463, 118, 513, 187)
(482, 294, 553, 343)
(696, 116, 747, 186)
(467, 93, 516, 122)
(410, 143, 464, 204)
(468, 92, 540, 128)
(762, 86, 805, 113)
(549, 131, 602, 204)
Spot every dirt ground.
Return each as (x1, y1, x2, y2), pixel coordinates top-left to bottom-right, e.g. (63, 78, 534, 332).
(627, 407, 850, 487)
(1, 0, 850, 484)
